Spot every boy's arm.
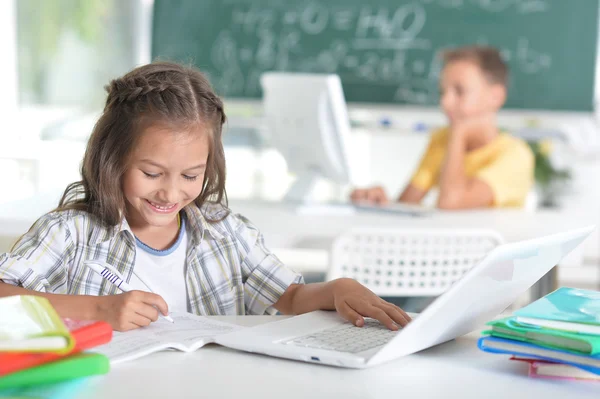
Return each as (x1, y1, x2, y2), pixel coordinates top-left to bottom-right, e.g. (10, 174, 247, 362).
(397, 183, 427, 203)
(400, 129, 447, 204)
(437, 130, 494, 209)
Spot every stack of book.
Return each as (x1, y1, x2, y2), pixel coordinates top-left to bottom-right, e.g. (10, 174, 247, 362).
(0, 295, 113, 397)
(478, 287, 600, 382)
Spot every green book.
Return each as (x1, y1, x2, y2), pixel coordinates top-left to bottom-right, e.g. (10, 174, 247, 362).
(484, 317, 600, 355)
(0, 353, 109, 390)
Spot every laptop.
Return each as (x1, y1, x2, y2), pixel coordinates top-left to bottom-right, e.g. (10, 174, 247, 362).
(217, 226, 595, 368)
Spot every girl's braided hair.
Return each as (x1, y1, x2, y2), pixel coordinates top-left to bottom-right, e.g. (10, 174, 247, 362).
(57, 62, 227, 226)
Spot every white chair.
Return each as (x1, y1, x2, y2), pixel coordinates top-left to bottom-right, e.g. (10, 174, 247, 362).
(327, 228, 504, 297)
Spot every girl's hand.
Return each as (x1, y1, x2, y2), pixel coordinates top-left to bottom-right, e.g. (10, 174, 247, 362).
(93, 291, 169, 331)
(331, 278, 411, 330)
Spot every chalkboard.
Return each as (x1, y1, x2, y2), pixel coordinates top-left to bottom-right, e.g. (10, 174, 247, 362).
(153, 0, 599, 111)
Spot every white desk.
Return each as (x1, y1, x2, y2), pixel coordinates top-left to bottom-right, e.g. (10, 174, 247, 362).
(0, 196, 592, 299)
(1, 195, 590, 260)
(229, 199, 591, 250)
(77, 316, 599, 399)
(227, 200, 592, 299)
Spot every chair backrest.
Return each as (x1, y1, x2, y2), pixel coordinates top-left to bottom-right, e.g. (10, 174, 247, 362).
(327, 227, 504, 297)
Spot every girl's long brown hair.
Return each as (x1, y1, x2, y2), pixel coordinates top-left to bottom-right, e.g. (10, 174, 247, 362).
(57, 61, 227, 226)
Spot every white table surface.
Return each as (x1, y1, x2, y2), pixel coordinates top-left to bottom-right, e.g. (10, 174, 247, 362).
(230, 199, 591, 246)
(1, 195, 591, 299)
(230, 199, 592, 272)
(1, 196, 592, 266)
(76, 315, 600, 399)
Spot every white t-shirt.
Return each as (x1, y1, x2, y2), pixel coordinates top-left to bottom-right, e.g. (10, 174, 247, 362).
(128, 214, 188, 313)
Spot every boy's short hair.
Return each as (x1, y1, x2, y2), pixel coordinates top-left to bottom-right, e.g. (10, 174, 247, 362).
(442, 46, 508, 88)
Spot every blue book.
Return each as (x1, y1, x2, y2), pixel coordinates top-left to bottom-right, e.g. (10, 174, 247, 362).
(513, 287, 600, 335)
(478, 336, 600, 375)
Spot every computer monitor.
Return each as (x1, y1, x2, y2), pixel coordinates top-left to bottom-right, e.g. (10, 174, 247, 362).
(260, 72, 352, 203)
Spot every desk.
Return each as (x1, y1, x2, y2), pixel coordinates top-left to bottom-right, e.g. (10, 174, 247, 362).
(78, 316, 599, 399)
(229, 200, 590, 251)
(0, 196, 592, 299)
(228, 200, 591, 299)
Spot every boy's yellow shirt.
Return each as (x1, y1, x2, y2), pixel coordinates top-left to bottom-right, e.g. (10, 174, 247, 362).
(410, 128, 535, 207)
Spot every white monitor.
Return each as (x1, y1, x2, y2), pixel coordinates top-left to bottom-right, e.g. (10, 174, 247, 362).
(260, 72, 352, 203)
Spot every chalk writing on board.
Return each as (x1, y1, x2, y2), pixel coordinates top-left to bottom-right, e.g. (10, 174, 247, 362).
(418, 0, 547, 14)
(211, 2, 552, 103)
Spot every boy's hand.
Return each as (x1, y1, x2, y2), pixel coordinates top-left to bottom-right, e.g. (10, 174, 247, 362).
(331, 278, 411, 330)
(349, 186, 390, 205)
(94, 291, 169, 331)
(450, 114, 495, 142)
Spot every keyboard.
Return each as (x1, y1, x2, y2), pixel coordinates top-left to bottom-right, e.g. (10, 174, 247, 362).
(281, 319, 399, 353)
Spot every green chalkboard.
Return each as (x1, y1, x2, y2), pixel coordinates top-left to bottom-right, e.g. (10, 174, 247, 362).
(153, 0, 599, 111)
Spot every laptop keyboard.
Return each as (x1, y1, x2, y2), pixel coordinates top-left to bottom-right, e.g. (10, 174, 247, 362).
(281, 319, 399, 353)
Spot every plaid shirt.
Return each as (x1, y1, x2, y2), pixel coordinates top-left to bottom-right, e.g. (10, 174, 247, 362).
(0, 204, 303, 315)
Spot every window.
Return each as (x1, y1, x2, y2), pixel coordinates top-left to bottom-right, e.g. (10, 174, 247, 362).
(17, 0, 146, 109)
(0, 0, 151, 204)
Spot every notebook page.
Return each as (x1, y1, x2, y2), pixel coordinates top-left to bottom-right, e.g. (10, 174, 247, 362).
(93, 312, 244, 364)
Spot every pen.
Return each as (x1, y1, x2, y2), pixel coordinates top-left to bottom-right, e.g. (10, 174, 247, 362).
(85, 261, 174, 323)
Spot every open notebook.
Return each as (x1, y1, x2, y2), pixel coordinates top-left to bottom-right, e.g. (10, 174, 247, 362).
(92, 312, 244, 364)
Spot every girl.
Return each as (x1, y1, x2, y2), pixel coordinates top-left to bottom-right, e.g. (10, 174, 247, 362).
(0, 62, 410, 332)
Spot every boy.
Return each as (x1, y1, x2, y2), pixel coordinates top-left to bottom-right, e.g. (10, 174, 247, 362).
(351, 46, 534, 210)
